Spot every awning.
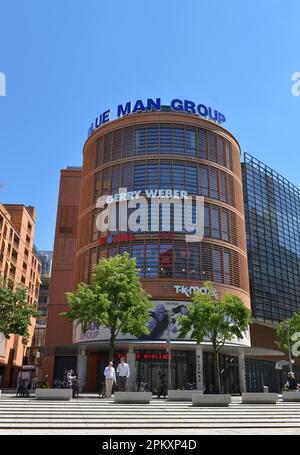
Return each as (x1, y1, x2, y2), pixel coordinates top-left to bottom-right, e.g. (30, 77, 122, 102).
(243, 346, 284, 357)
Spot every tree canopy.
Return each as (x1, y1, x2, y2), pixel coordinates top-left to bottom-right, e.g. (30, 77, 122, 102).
(0, 277, 38, 339)
(178, 283, 252, 349)
(62, 253, 152, 358)
(178, 282, 252, 392)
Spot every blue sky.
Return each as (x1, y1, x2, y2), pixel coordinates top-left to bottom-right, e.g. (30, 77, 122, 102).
(0, 0, 300, 249)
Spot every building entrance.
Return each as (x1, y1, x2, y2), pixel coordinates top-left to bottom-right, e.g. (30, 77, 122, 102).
(135, 350, 196, 393)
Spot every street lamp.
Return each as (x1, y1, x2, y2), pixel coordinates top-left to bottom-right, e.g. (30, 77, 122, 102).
(167, 308, 172, 392)
(21, 337, 28, 366)
(286, 322, 293, 372)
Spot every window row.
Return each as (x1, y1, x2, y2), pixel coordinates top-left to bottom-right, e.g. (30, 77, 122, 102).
(84, 242, 241, 287)
(96, 124, 233, 170)
(94, 161, 236, 207)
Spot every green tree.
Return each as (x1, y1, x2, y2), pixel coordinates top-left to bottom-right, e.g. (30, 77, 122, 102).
(178, 282, 252, 393)
(277, 313, 300, 361)
(0, 277, 39, 339)
(62, 253, 152, 360)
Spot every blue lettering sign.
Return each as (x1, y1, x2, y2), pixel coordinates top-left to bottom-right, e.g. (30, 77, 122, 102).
(117, 101, 132, 118)
(147, 97, 161, 111)
(132, 99, 146, 113)
(171, 99, 184, 111)
(88, 98, 226, 136)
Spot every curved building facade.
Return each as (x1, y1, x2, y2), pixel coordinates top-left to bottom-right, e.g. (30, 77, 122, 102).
(76, 111, 249, 304)
(68, 110, 251, 393)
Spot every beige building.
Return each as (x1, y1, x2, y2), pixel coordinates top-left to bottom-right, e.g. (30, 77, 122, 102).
(0, 204, 41, 387)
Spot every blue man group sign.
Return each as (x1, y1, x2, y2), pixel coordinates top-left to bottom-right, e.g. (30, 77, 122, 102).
(88, 98, 226, 137)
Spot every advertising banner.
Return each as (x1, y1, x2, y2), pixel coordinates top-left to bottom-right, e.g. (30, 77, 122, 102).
(73, 301, 251, 347)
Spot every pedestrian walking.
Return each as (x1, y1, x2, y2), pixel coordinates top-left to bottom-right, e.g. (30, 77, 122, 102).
(117, 357, 130, 392)
(103, 361, 116, 398)
(72, 376, 79, 398)
(157, 371, 167, 399)
(32, 375, 39, 390)
(66, 369, 76, 389)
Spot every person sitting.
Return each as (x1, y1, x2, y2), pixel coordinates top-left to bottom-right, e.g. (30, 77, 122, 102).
(285, 372, 300, 391)
(39, 375, 49, 389)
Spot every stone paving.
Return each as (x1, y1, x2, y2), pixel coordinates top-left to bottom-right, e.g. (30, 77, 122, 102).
(0, 393, 300, 434)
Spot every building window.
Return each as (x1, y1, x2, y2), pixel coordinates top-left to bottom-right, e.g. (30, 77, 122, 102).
(186, 164, 197, 193)
(123, 127, 134, 157)
(210, 168, 218, 199)
(134, 163, 146, 190)
(132, 244, 145, 276)
(173, 162, 185, 189)
(185, 128, 196, 156)
(160, 162, 172, 188)
(213, 248, 222, 282)
(224, 251, 231, 285)
(160, 125, 172, 153)
(222, 209, 229, 241)
(173, 127, 184, 154)
(103, 133, 112, 163)
(147, 162, 159, 188)
(208, 132, 217, 162)
(135, 127, 147, 154)
(174, 244, 187, 277)
(146, 244, 158, 277)
(159, 244, 173, 276)
(188, 244, 200, 278)
(198, 129, 207, 159)
(147, 125, 159, 153)
(211, 207, 220, 239)
(199, 165, 209, 196)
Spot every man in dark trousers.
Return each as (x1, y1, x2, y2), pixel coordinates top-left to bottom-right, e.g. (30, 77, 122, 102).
(157, 371, 167, 399)
(117, 357, 130, 392)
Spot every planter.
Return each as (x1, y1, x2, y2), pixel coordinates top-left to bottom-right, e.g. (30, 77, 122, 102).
(167, 390, 197, 401)
(242, 393, 278, 404)
(35, 388, 72, 400)
(282, 391, 300, 402)
(192, 393, 231, 407)
(114, 392, 152, 404)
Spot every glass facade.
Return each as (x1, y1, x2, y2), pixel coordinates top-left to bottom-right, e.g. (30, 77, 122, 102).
(243, 153, 300, 321)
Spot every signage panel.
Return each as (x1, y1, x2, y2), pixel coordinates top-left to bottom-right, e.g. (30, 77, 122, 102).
(88, 97, 226, 136)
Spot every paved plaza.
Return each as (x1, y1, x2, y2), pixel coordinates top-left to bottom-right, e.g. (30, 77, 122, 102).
(0, 393, 300, 435)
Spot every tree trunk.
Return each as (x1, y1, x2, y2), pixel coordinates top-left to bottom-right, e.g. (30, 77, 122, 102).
(109, 332, 116, 362)
(213, 349, 221, 394)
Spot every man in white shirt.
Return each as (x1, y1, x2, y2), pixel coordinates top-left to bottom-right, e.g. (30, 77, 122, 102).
(117, 357, 130, 391)
(103, 362, 116, 398)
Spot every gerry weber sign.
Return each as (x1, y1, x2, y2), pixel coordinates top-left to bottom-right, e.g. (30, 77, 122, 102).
(88, 97, 226, 136)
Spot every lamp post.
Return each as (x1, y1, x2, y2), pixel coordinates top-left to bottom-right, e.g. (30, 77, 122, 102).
(286, 322, 293, 372)
(167, 308, 172, 392)
(21, 337, 28, 366)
